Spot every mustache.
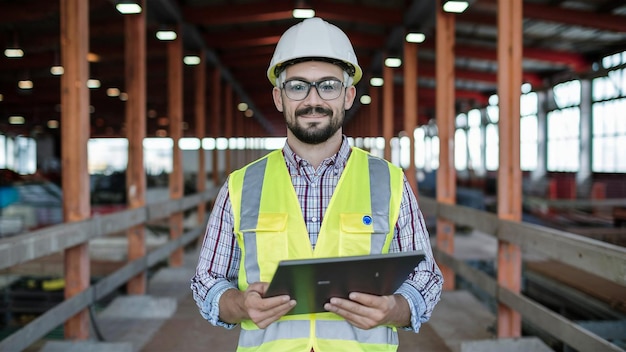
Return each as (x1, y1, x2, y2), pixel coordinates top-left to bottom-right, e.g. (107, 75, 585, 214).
(295, 106, 333, 117)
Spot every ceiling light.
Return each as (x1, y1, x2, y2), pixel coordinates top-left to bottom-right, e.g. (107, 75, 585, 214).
(0, 94, 3, 101)
(293, 0, 315, 18)
(244, 109, 254, 118)
(18, 80, 33, 90)
(47, 120, 59, 129)
(360, 95, 372, 105)
(370, 77, 384, 87)
(384, 57, 402, 68)
(119, 92, 129, 101)
(442, 1, 470, 13)
(9, 116, 25, 125)
(293, 8, 315, 18)
(4, 48, 24, 58)
(405, 33, 426, 43)
(50, 65, 64, 75)
(87, 52, 100, 62)
(183, 55, 201, 65)
(107, 88, 121, 97)
(116, 1, 142, 14)
(237, 102, 248, 112)
(87, 79, 101, 89)
(156, 30, 177, 41)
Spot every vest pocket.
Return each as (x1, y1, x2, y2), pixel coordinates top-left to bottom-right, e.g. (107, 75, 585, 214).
(252, 213, 289, 280)
(339, 213, 374, 256)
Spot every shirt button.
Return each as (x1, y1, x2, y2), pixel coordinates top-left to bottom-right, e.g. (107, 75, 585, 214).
(311, 183, 317, 188)
(311, 217, 318, 222)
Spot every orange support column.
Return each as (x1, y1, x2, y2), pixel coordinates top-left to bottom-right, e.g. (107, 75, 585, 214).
(224, 83, 233, 176)
(168, 28, 184, 267)
(124, 0, 147, 294)
(436, 0, 456, 291)
(497, 0, 523, 338)
(369, 85, 380, 151)
(383, 62, 394, 162)
(196, 51, 207, 225)
(211, 67, 222, 186)
(60, 0, 90, 339)
(403, 40, 419, 194)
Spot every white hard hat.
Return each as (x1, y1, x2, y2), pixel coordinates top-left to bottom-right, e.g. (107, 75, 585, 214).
(267, 17, 362, 86)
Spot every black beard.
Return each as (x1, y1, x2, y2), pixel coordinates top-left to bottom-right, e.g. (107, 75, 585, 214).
(287, 106, 343, 144)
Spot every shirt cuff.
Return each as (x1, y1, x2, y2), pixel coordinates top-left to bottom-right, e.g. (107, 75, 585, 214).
(201, 280, 239, 329)
(396, 282, 427, 333)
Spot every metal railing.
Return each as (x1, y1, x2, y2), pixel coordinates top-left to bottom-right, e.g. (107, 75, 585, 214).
(1, 190, 624, 351)
(419, 196, 626, 352)
(0, 187, 219, 352)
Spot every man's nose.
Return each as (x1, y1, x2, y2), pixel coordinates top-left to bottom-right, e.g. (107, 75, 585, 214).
(304, 85, 324, 103)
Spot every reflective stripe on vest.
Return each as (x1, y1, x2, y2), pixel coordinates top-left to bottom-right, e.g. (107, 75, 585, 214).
(229, 147, 404, 352)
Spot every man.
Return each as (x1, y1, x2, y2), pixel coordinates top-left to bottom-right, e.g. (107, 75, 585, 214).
(191, 17, 442, 352)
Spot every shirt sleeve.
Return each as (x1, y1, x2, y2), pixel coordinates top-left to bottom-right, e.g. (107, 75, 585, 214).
(190, 180, 242, 328)
(391, 176, 443, 332)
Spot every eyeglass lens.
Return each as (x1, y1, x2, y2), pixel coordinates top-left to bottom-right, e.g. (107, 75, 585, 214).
(283, 79, 344, 101)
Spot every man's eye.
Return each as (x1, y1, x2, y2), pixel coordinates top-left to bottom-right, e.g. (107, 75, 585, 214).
(288, 82, 308, 91)
(319, 81, 340, 91)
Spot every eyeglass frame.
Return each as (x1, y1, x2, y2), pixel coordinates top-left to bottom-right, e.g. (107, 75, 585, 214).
(280, 78, 347, 101)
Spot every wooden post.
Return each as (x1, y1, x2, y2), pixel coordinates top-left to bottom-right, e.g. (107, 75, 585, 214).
(196, 51, 207, 225)
(369, 86, 380, 152)
(403, 40, 419, 194)
(168, 28, 184, 267)
(235, 99, 245, 169)
(124, 0, 147, 294)
(383, 62, 394, 162)
(60, 0, 90, 339)
(436, 0, 456, 291)
(497, 0, 523, 338)
(211, 67, 221, 186)
(224, 83, 233, 176)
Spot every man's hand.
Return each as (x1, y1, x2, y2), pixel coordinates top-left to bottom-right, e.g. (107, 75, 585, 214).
(323, 293, 410, 330)
(220, 282, 296, 329)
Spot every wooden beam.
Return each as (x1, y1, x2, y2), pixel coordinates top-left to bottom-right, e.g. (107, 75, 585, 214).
(403, 40, 419, 195)
(124, 0, 147, 295)
(60, 0, 90, 340)
(211, 67, 221, 186)
(383, 62, 394, 162)
(168, 29, 184, 267)
(225, 83, 233, 176)
(497, 0, 523, 338)
(196, 51, 207, 226)
(435, 0, 457, 291)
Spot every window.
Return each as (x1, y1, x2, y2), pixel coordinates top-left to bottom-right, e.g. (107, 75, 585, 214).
(520, 92, 538, 171)
(592, 51, 626, 172)
(592, 97, 626, 172)
(547, 80, 581, 172)
(547, 107, 580, 171)
(467, 109, 483, 172)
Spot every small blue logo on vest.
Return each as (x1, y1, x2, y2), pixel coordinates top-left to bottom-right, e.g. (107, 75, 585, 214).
(362, 215, 372, 225)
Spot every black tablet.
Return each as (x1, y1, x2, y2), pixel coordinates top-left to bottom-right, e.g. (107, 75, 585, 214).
(263, 250, 426, 315)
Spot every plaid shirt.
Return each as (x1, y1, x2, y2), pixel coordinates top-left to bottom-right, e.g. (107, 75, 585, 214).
(191, 137, 442, 332)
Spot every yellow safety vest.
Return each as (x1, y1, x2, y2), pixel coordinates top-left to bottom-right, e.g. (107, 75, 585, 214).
(229, 147, 404, 352)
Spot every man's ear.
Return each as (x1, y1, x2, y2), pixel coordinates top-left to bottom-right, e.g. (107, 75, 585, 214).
(272, 87, 284, 112)
(344, 86, 356, 110)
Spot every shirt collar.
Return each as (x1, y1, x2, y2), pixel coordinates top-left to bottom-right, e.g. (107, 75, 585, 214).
(282, 135, 352, 172)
